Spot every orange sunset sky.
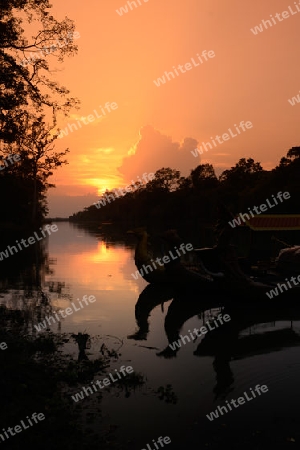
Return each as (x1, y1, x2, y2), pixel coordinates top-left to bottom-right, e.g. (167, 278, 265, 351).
(47, 0, 300, 216)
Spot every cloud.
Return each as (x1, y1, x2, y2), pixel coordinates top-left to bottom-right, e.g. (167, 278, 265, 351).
(118, 125, 200, 180)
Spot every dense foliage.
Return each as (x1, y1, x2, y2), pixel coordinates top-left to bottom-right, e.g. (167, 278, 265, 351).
(70, 150, 299, 231)
(0, 0, 78, 226)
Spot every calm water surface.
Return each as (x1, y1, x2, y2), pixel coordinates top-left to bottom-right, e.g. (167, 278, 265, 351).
(2, 222, 300, 448)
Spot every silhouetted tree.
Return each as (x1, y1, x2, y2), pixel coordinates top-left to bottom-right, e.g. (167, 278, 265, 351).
(219, 158, 263, 186)
(191, 164, 218, 190)
(147, 168, 181, 192)
(0, 0, 79, 143)
(4, 112, 69, 221)
(0, 0, 78, 225)
(70, 148, 300, 231)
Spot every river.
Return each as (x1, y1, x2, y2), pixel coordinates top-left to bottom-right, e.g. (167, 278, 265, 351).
(1, 221, 300, 449)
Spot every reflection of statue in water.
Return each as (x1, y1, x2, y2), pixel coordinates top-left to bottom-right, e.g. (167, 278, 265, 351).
(212, 353, 234, 400)
(130, 278, 300, 399)
(193, 311, 237, 400)
(194, 304, 300, 399)
(127, 283, 175, 340)
(156, 284, 220, 358)
(152, 288, 236, 396)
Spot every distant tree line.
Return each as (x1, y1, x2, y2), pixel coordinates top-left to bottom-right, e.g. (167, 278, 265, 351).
(70, 148, 300, 234)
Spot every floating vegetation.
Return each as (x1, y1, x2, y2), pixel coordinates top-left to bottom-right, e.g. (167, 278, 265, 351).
(155, 384, 178, 404)
(113, 371, 146, 398)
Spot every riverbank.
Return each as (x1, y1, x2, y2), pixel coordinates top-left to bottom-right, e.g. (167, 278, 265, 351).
(0, 305, 131, 450)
